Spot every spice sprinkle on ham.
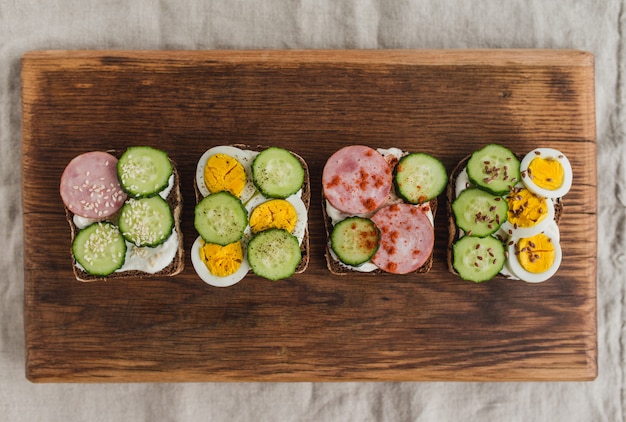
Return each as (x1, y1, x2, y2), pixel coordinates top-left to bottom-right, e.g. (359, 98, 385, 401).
(322, 145, 393, 215)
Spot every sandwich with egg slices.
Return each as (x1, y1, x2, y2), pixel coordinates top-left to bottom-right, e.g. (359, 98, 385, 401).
(322, 145, 447, 276)
(191, 144, 309, 287)
(60, 146, 184, 282)
(446, 144, 572, 283)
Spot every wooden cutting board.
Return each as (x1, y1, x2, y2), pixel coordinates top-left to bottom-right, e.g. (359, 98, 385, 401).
(22, 50, 597, 382)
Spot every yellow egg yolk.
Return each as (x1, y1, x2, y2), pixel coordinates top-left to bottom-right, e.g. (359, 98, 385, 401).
(204, 154, 246, 197)
(200, 241, 243, 276)
(507, 188, 548, 228)
(249, 199, 297, 234)
(516, 233, 556, 273)
(528, 157, 564, 190)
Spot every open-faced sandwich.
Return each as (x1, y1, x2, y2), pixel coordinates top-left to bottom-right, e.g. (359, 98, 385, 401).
(60, 146, 184, 281)
(191, 145, 309, 287)
(322, 145, 447, 275)
(447, 144, 572, 283)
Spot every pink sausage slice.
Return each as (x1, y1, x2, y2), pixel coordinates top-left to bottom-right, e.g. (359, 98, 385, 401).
(60, 151, 127, 219)
(322, 145, 392, 214)
(371, 203, 434, 274)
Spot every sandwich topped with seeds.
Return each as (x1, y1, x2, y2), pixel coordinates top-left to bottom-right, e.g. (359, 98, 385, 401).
(59, 146, 184, 281)
(447, 144, 572, 283)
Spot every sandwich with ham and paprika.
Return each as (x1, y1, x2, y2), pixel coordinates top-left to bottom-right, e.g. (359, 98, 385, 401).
(322, 145, 447, 275)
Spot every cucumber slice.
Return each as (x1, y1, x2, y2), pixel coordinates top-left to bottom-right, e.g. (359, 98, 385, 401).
(72, 222, 127, 276)
(466, 144, 520, 195)
(194, 191, 248, 246)
(118, 196, 174, 247)
(331, 217, 380, 266)
(452, 188, 508, 237)
(394, 153, 447, 204)
(117, 146, 173, 198)
(453, 235, 506, 282)
(252, 147, 305, 198)
(247, 228, 301, 280)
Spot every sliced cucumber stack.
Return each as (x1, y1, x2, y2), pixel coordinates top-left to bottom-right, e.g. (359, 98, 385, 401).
(331, 217, 380, 266)
(453, 235, 506, 282)
(252, 147, 305, 198)
(452, 188, 508, 237)
(118, 196, 174, 247)
(247, 228, 301, 280)
(394, 153, 447, 204)
(194, 191, 248, 246)
(466, 144, 520, 196)
(73, 222, 127, 276)
(117, 146, 173, 198)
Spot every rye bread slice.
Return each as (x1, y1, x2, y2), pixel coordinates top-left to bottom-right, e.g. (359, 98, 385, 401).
(446, 154, 563, 276)
(323, 195, 437, 275)
(193, 144, 310, 275)
(67, 157, 184, 282)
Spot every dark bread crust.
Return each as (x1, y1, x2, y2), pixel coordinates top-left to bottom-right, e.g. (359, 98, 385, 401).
(193, 144, 310, 275)
(446, 154, 563, 276)
(67, 158, 184, 282)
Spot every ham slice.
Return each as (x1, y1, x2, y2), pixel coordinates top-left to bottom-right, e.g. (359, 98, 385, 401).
(322, 145, 392, 214)
(370, 203, 434, 274)
(60, 151, 127, 219)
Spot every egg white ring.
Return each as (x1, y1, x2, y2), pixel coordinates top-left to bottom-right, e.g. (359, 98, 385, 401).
(244, 194, 308, 245)
(520, 148, 572, 199)
(506, 225, 562, 283)
(191, 236, 251, 287)
(195, 146, 258, 203)
(500, 195, 555, 238)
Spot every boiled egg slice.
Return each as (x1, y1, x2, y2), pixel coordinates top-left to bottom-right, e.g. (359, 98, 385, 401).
(191, 236, 251, 287)
(500, 187, 555, 238)
(506, 223, 562, 283)
(520, 148, 572, 199)
(245, 194, 308, 245)
(196, 146, 258, 203)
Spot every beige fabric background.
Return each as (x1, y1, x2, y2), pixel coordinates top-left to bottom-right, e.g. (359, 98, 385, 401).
(1, 1, 624, 421)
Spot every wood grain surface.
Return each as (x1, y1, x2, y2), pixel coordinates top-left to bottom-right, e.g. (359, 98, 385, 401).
(21, 50, 597, 382)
